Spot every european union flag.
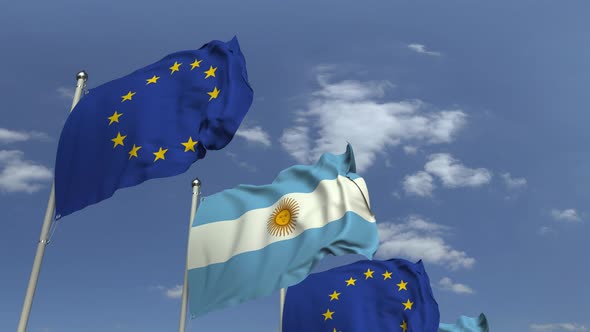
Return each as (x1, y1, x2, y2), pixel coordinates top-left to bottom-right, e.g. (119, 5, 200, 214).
(54, 37, 253, 219)
(282, 258, 440, 332)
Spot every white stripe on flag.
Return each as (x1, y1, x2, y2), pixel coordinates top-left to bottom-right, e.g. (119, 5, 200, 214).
(188, 176, 374, 270)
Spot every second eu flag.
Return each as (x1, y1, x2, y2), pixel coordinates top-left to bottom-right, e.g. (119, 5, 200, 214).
(282, 258, 440, 332)
(54, 37, 253, 219)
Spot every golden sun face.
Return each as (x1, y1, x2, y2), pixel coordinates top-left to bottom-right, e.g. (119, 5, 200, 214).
(267, 197, 299, 237)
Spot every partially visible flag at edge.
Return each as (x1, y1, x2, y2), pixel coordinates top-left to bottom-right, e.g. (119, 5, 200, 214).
(439, 313, 489, 332)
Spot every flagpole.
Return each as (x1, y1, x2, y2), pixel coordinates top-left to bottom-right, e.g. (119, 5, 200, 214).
(17, 71, 88, 332)
(279, 288, 286, 332)
(179, 178, 201, 332)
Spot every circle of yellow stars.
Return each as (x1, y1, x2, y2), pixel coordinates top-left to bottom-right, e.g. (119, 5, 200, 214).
(108, 56, 221, 161)
(322, 268, 414, 332)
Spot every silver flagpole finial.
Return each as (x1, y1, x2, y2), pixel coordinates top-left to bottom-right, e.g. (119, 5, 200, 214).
(192, 178, 201, 188)
(76, 71, 88, 81)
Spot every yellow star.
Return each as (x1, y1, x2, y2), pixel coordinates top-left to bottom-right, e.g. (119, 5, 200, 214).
(107, 111, 123, 125)
(128, 144, 142, 159)
(345, 277, 356, 286)
(364, 268, 374, 279)
(111, 132, 126, 148)
(190, 59, 202, 70)
(153, 147, 168, 161)
(207, 86, 220, 101)
(169, 61, 182, 74)
(181, 137, 198, 152)
(328, 291, 340, 301)
(204, 66, 217, 78)
(121, 91, 136, 102)
(400, 320, 408, 332)
(322, 309, 334, 321)
(382, 270, 392, 280)
(402, 299, 413, 311)
(146, 75, 160, 84)
(397, 280, 408, 291)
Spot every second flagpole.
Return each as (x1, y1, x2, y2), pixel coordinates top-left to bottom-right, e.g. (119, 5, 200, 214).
(179, 178, 201, 332)
(279, 288, 286, 332)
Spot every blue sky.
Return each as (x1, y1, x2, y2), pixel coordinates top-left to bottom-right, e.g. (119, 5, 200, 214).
(1, 0, 589, 331)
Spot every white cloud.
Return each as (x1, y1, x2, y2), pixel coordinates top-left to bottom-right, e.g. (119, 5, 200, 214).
(313, 74, 393, 101)
(406, 217, 449, 232)
(538, 226, 553, 235)
(281, 122, 311, 164)
(280, 68, 466, 171)
(530, 323, 588, 331)
(403, 146, 418, 155)
(0, 128, 49, 144)
(0, 150, 52, 193)
(438, 277, 474, 294)
(408, 43, 442, 56)
(424, 153, 492, 188)
(235, 125, 272, 147)
(56, 86, 75, 100)
(152, 285, 183, 299)
(376, 216, 475, 270)
(551, 209, 582, 222)
(502, 173, 527, 189)
(165, 285, 183, 299)
(403, 171, 435, 197)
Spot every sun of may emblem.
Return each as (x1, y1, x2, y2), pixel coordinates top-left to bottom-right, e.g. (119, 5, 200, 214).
(267, 197, 299, 237)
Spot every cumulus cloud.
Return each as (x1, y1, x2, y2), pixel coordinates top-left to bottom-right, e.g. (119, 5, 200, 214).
(280, 68, 466, 171)
(402, 153, 491, 197)
(235, 125, 272, 147)
(501, 173, 527, 189)
(376, 216, 475, 270)
(165, 285, 183, 299)
(424, 153, 492, 188)
(438, 277, 474, 294)
(551, 209, 582, 222)
(152, 285, 183, 299)
(0, 128, 49, 144)
(0, 150, 52, 193)
(408, 44, 442, 56)
(403, 146, 418, 155)
(403, 171, 435, 197)
(529, 323, 588, 331)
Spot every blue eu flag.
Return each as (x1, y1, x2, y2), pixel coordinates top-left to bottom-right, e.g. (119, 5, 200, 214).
(282, 258, 440, 332)
(54, 37, 253, 219)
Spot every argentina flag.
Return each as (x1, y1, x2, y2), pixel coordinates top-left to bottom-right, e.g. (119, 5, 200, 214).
(186, 144, 379, 318)
(439, 314, 490, 332)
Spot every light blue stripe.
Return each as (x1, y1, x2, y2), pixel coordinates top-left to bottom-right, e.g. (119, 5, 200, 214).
(187, 212, 378, 318)
(193, 144, 360, 226)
